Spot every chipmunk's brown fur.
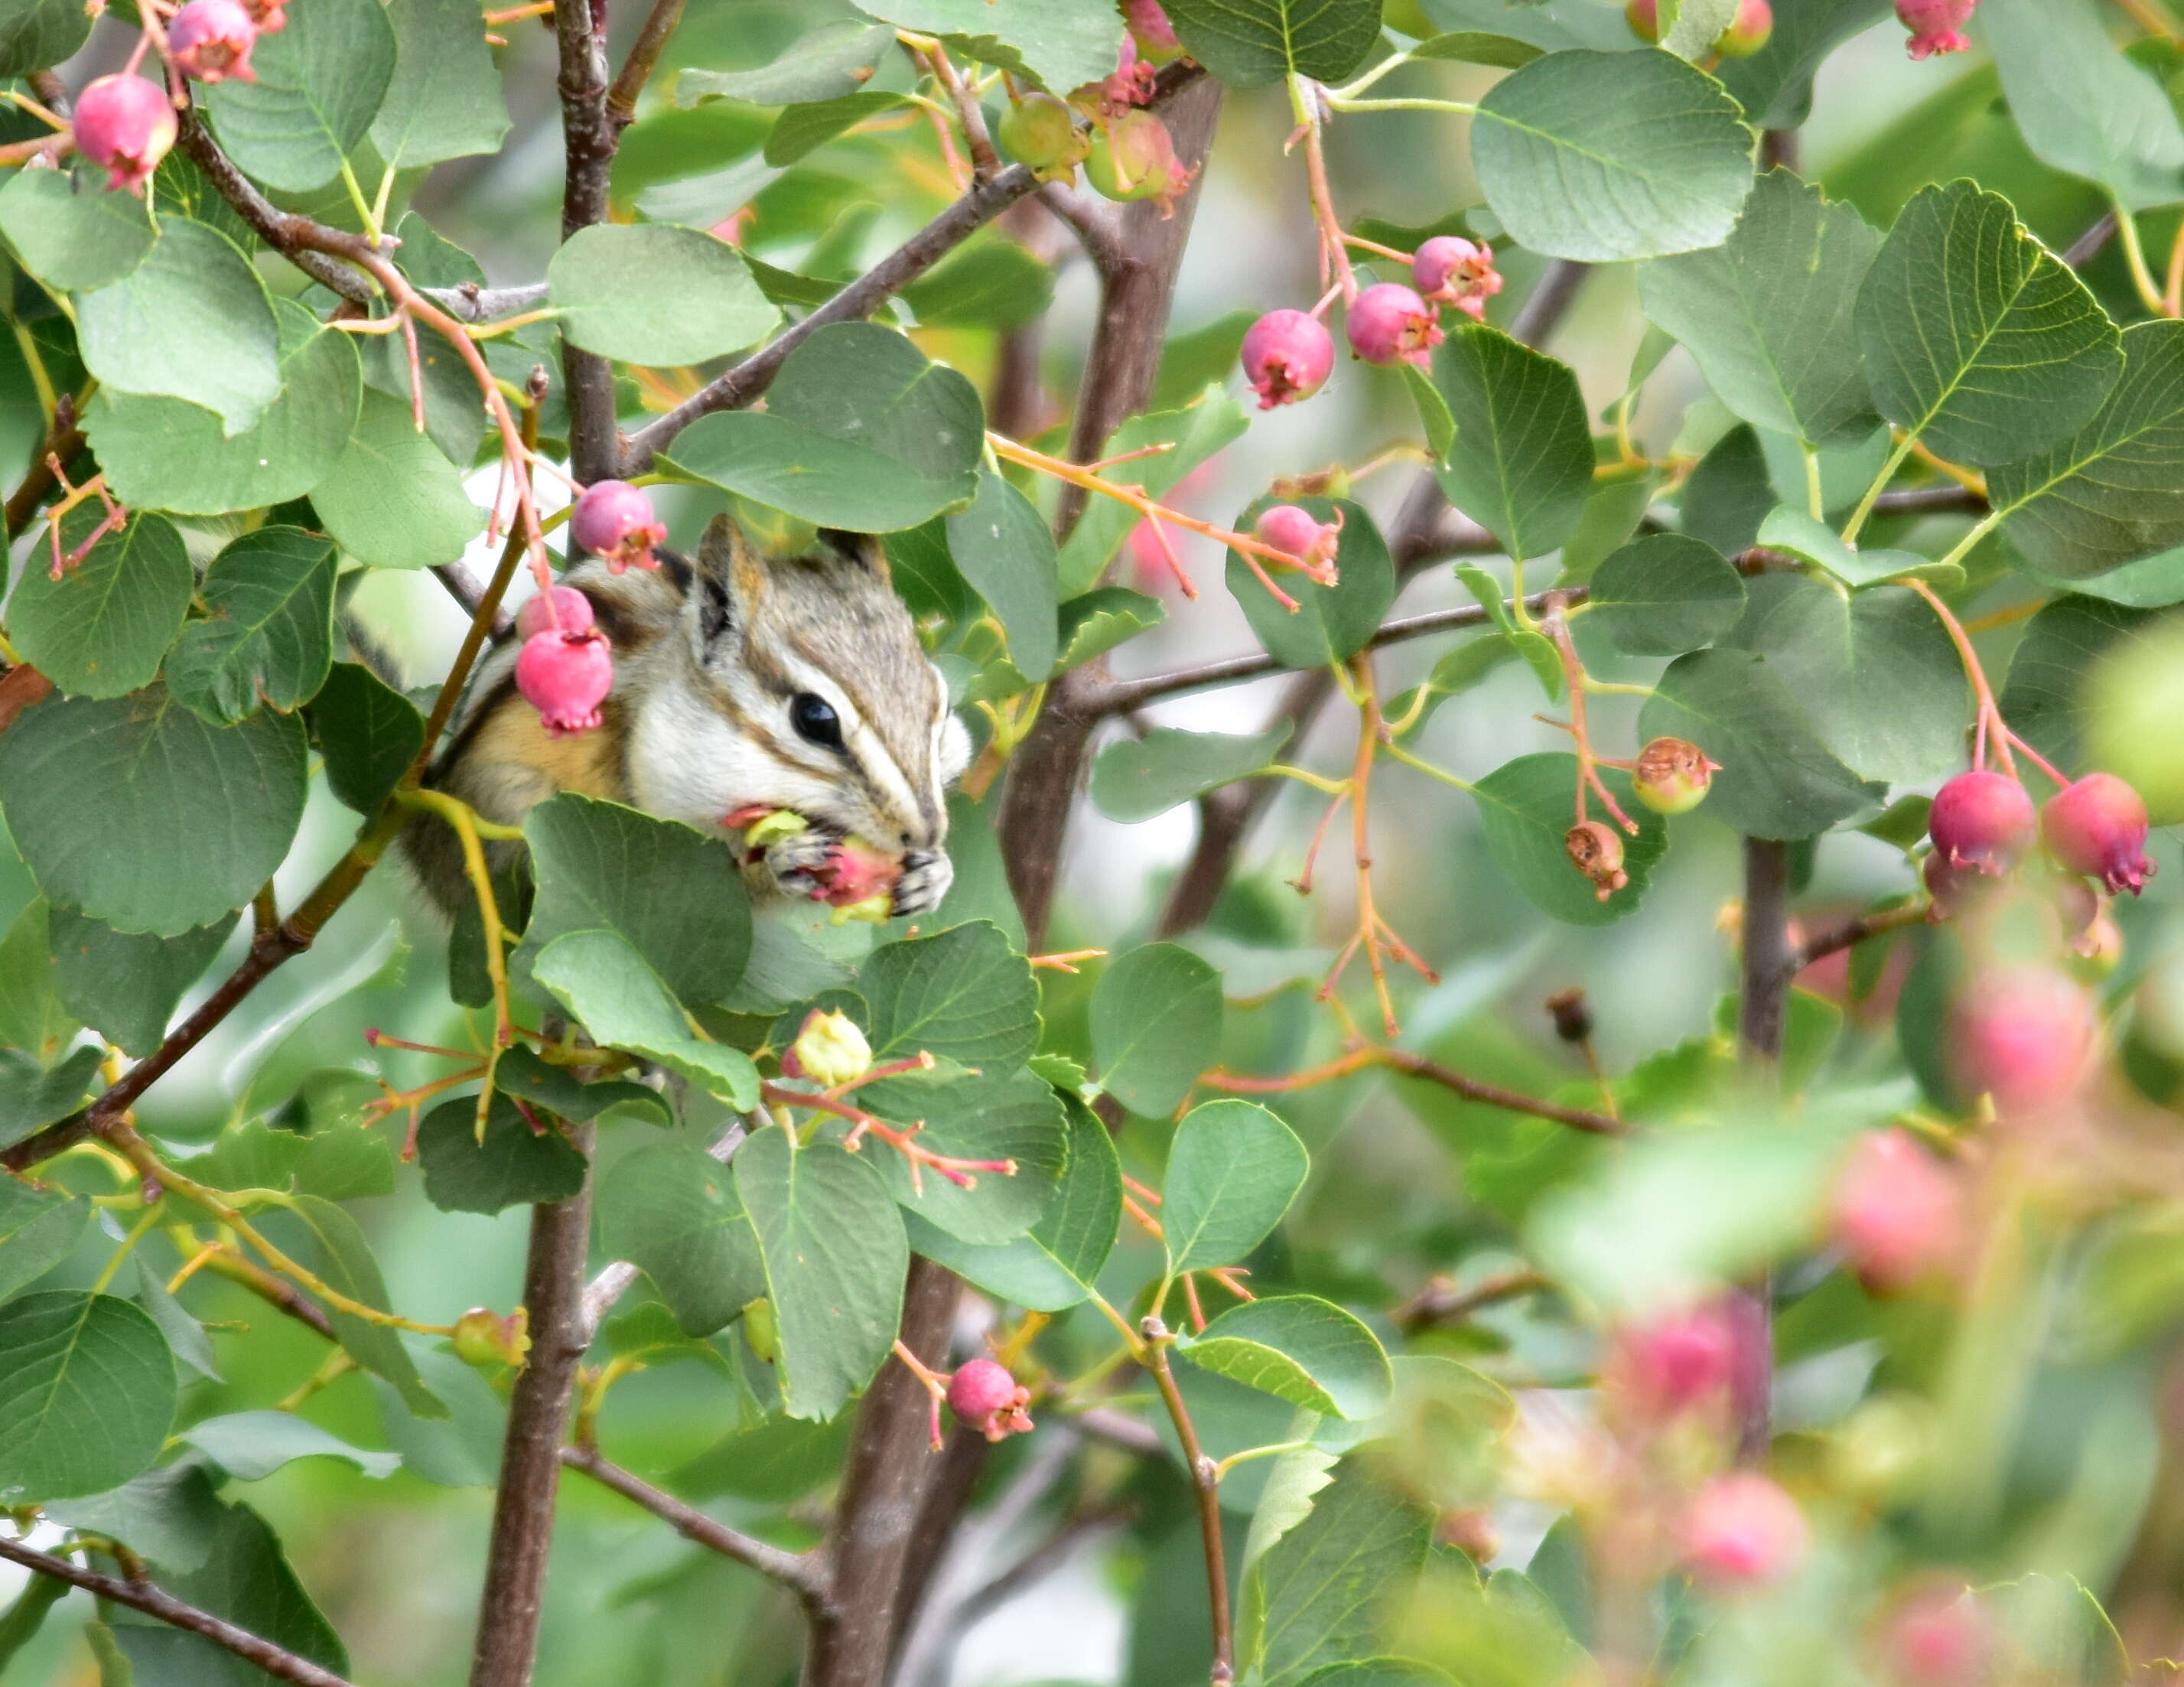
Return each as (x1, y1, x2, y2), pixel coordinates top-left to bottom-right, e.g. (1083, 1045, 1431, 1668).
(403, 516, 969, 919)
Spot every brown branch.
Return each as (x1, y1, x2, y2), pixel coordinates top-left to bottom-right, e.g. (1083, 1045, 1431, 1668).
(1732, 839, 1792, 1468)
(1791, 900, 1926, 973)
(2067, 210, 2120, 269)
(922, 42, 1001, 181)
(428, 282, 551, 324)
(560, 1444, 837, 1620)
(0, 1536, 356, 1687)
(1392, 1269, 1551, 1333)
(605, 0, 688, 129)
(174, 112, 378, 300)
(1369, 1048, 1626, 1135)
(1873, 484, 1987, 516)
(1037, 181, 1127, 272)
(5, 395, 86, 539)
(467, 1128, 595, 1687)
(554, 0, 620, 484)
(200, 1247, 337, 1340)
(1144, 1321, 1233, 1686)
(1069, 1405, 1164, 1456)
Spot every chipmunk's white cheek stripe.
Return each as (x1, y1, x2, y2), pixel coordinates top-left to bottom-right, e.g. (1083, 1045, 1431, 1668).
(775, 654, 929, 839)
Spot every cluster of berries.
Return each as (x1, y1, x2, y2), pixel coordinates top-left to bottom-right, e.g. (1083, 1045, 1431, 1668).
(72, 0, 285, 193)
(994, 3, 1196, 214)
(510, 480, 664, 737)
(1560, 738, 1719, 901)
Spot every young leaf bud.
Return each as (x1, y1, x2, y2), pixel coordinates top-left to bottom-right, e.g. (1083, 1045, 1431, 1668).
(1566, 820, 1629, 901)
(515, 628, 614, 738)
(1831, 1130, 1964, 1294)
(1928, 770, 2036, 874)
(169, 0, 260, 83)
(787, 1008, 872, 1088)
(1241, 308, 1336, 409)
(2042, 772, 2156, 896)
(514, 584, 595, 642)
(1681, 1473, 1810, 1589)
(1634, 737, 1719, 816)
(570, 480, 667, 574)
(1896, 0, 1977, 59)
(1411, 235, 1504, 322)
(1346, 282, 1444, 369)
(1253, 503, 1343, 569)
(73, 74, 178, 195)
(1947, 966, 2096, 1112)
(946, 1357, 1034, 1442)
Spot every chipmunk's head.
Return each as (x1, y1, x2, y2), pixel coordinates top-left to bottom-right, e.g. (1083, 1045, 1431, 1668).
(619, 516, 970, 903)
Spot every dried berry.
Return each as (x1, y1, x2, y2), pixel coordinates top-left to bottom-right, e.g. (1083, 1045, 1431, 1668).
(570, 480, 667, 574)
(783, 1007, 872, 1087)
(1102, 29, 1157, 109)
(1634, 737, 1719, 816)
(1241, 308, 1335, 409)
(515, 627, 614, 738)
(997, 93, 1089, 184)
(2042, 772, 2155, 896)
(1681, 1473, 1810, 1589)
(1831, 1131, 1964, 1294)
(169, 0, 259, 82)
(1566, 820, 1629, 901)
(1411, 235, 1503, 322)
(1896, 0, 1977, 58)
(514, 584, 595, 642)
(1947, 966, 2095, 1112)
(73, 74, 177, 195)
(1928, 770, 2036, 874)
(1346, 282, 1444, 369)
(946, 1357, 1034, 1442)
(1254, 503, 1343, 570)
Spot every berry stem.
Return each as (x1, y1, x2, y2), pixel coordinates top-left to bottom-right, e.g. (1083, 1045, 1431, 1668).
(1541, 598, 1639, 836)
(1287, 76, 1357, 305)
(1905, 576, 2039, 783)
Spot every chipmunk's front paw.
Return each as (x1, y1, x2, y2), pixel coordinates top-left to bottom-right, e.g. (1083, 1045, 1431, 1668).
(757, 828, 839, 901)
(891, 849, 953, 918)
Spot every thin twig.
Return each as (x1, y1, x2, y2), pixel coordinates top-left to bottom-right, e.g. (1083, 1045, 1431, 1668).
(605, 0, 690, 128)
(561, 1444, 838, 1620)
(1143, 1321, 1233, 1686)
(1791, 900, 1928, 974)
(1392, 1269, 1551, 1332)
(1203, 1044, 1623, 1135)
(0, 1536, 356, 1687)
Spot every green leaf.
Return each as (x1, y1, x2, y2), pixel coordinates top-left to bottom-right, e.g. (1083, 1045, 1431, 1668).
(5, 513, 193, 701)
(1752, 506, 1940, 590)
(180, 1410, 399, 1480)
(0, 0, 90, 75)
(667, 323, 983, 531)
(493, 1044, 672, 1127)
(369, 0, 510, 167)
(764, 89, 906, 164)
(1058, 587, 1165, 673)
(1990, 320, 2184, 578)
(1418, 0, 1634, 54)
(0, 899, 73, 1065)
(533, 930, 760, 1105)
(0, 1291, 177, 1499)
(1639, 649, 1881, 838)
(519, 793, 750, 1007)
(1092, 942, 1224, 1118)
(1430, 325, 1596, 560)
(1584, 532, 1745, 656)
(309, 388, 484, 568)
(1639, 169, 1880, 448)
(0, 689, 308, 936)
(596, 1141, 764, 1336)
(1230, 498, 1397, 668)
(416, 1093, 589, 1215)
(1058, 391, 1250, 597)
(1388, 635, 1522, 736)
(197, 1116, 392, 1202)
(1998, 594, 2147, 780)
(947, 468, 1060, 682)
(287, 1194, 447, 1418)
(1714, 0, 1889, 130)
(1473, 753, 1669, 926)
(1089, 723, 1292, 824)
(900, 1096, 1121, 1311)
(860, 920, 1037, 1070)
(130, 1257, 220, 1382)
(1681, 423, 1775, 555)
(1472, 49, 1756, 263)
(86, 298, 363, 516)
(848, 1, 1121, 92)
(202, 0, 397, 191)
(50, 907, 237, 1058)
(1179, 1295, 1393, 1421)
(1164, 1099, 1309, 1275)
(371, 1347, 504, 1487)
(0, 1046, 102, 1151)
(679, 21, 896, 105)
(1724, 574, 1968, 785)
(75, 217, 282, 438)
(548, 223, 779, 366)
(860, 1069, 1067, 1242)
(1164, 0, 1382, 87)
(1857, 179, 2123, 467)
(164, 528, 338, 725)
(1412, 32, 1544, 70)
(1658, 0, 1740, 58)
(1246, 1464, 1435, 1686)
(1982, 0, 2184, 210)
(44, 1464, 227, 1574)
(0, 1180, 90, 1304)
(902, 240, 1056, 331)
(735, 1128, 907, 1420)
(308, 662, 425, 816)
(0, 169, 154, 291)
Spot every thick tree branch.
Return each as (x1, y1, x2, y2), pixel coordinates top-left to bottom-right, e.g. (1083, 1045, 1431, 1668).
(555, 0, 620, 484)
(560, 1444, 836, 1621)
(1732, 838, 1792, 1468)
(0, 1536, 356, 1687)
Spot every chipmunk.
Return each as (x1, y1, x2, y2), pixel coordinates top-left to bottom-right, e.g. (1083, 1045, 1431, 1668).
(402, 515, 971, 923)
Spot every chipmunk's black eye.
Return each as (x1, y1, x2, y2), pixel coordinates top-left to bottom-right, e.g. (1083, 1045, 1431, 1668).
(790, 692, 843, 749)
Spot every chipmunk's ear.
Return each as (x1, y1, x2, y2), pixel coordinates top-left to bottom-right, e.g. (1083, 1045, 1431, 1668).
(817, 528, 891, 585)
(689, 514, 767, 656)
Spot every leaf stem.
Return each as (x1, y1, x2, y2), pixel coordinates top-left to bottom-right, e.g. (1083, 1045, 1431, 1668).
(1840, 434, 1919, 545)
(1142, 1319, 1235, 1687)
(2114, 197, 2170, 316)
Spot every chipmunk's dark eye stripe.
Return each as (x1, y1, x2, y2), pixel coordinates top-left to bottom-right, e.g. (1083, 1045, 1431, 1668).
(790, 692, 844, 750)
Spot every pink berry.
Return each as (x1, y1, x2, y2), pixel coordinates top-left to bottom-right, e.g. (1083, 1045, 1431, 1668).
(945, 1357, 1033, 1443)
(1606, 1302, 1740, 1419)
(1254, 503, 1343, 570)
(1947, 966, 2095, 1112)
(1928, 770, 2036, 876)
(570, 480, 666, 575)
(515, 585, 595, 642)
(1831, 1130, 1964, 1294)
(1681, 1473, 1809, 1589)
(2042, 773, 2155, 896)
(1634, 737, 1718, 816)
(238, 0, 288, 30)
(168, 0, 259, 82)
(1881, 1581, 1994, 1687)
(1240, 309, 1335, 409)
(1346, 282, 1444, 370)
(1897, 0, 1977, 58)
(1125, 0, 1182, 59)
(72, 74, 177, 196)
(1718, 0, 1773, 55)
(515, 628, 614, 738)
(1411, 236, 1504, 323)
(1626, 0, 1660, 40)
